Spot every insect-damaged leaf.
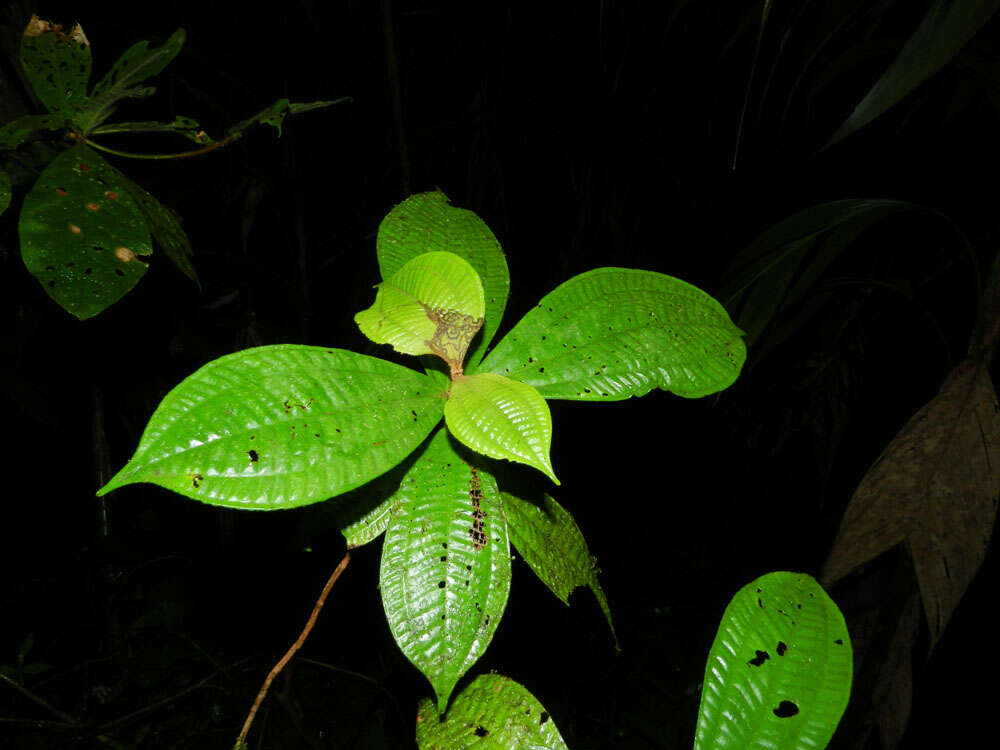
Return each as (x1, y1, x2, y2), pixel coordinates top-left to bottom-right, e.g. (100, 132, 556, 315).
(380, 429, 511, 713)
(98, 346, 446, 509)
(503, 491, 616, 648)
(356, 251, 485, 374)
(445, 373, 557, 484)
(19, 144, 152, 319)
(821, 358, 1000, 648)
(376, 191, 510, 370)
(696, 572, 852, 750)
(415, 674, 568, 749)
(480, 268, 745, 400)
(20, 15, 91, 118)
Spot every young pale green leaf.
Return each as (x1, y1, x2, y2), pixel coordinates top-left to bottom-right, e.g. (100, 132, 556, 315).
(503, 491, 616, 647)
(19, 144, 152, 319)
(381, 429, 511, 713)
(827, 1, 1000, 147)
(356, 251, 485, 371)
(480, 268, 745, 401)
(0, 167, 10, 217)
(376, 191, 510, 370)
(696, 572, 852, 750)
(76, 29, 186, 133)
(0, 114, 68, 150)
(112, 166, 198, 285)
(415, 674, 568, 749)
(445, 373, 557, 484)
(98, 346, 447, 509)
(20, 16, 91, 117)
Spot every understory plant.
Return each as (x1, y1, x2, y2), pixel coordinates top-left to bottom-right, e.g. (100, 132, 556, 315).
(97, 191, 852, 748)
(0, 15, 345, 319)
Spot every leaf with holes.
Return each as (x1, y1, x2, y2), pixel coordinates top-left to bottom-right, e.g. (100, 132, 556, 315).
(98, 346, 446, 509)
(695, 572, 852, 750)
(445, 373, 557, 484)
(356, 251, 485, 372)
(19, 144, 152, 319)
(376, 191, 510, 370)
(381, 429, 511, 712)
(480, 268, 745, 400)
(75, 29, 186, 133)
(20, 15, 91, 118)
(415, 674, 567, 749)
(503, 491, 616, 647)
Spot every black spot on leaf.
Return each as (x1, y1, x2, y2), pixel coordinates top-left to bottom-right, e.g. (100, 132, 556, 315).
(748, 650, 769, 667)
(773, 700, 799, 718)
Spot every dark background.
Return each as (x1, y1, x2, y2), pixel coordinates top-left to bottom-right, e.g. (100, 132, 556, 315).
(2, 1, 998, 748)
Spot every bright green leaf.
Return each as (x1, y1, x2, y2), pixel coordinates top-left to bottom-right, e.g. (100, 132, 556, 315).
(76, 29, 186, 133)
(480, 268, 745, 400)
(445, 373, 557, 483)
(416, 674, 568, 749)
(376, 191, 510, 370)
(20, 16, 91, 117)
(0, 167, 10, 217)
(503, 491, 616, 648)
(827, 0, 1000, 147)
(356, 251, 485, 371)
(19, 144, 152, 319)
(0, 114, 68, 150)
(98, 346, 446, 509)
(381, 429, 511, 712)
(695, 572, 852, 750)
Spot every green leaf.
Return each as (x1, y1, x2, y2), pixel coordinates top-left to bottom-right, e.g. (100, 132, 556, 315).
(480, 268, 745, 400)
(0, 114, 68, 149)
(719, 200, 918, 346)
(376, 191, 510, 370)
(227, 97, 351, 139)
(827, 0, 1000, 147)
(76, 29, 186, 133)
(20, 16, 91, 117)
(112, 167, 198, 285)
(356, 251, 485, 371)
(381, 429, 511, 712)
(416, 674, 568, 749)
(503, 491, 616, 647)
(695, 572, 852, 750)
(445, 373, 557, 483)
(98, 346, 447, 509)
(0, 167, 10, 217)
(19, 144, 152, 319)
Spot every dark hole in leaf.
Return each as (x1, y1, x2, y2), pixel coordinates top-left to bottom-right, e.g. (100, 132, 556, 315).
(248, 450, 259, 463)
(773, 700, 799, 718)
(776, 641, 787, 656)
(85, 268, 92, 275)
(440, 556, 447, 562)
(747, 650, 769, 667)
(540, 712, 549, 725)
(47, 280, 55, 287)
(115, 269, 124, 277)
(438, 581, 446, 588)
(834, 639, 843, 645)
(474, 726, 489, 737)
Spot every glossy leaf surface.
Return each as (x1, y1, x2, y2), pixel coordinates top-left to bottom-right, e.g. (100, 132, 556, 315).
(416, 674, 568, 749)
(696, 572, 852, 750)
(376, 191, 510, 369)
(381, 429, 511, 712)
(356, 251, 485, 369)
(503, 491, 615, 645)
(20, 16, 91, 117)
(99, 346, 446, 509)
(76, 29, 186, 133)
(19, 144, 152, 319)
(827, 0, 1000, 146)
(445, 373, 557, 483)
(481, 267, 745, 400)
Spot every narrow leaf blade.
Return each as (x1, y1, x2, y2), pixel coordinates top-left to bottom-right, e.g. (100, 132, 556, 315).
(99, 346, 446, 509)
(503, 491, 616, 646)
(416, 674, 568, 749)
(376, 191, 510, 369)
(19, 144, 152, 319)
(20, 16, 91, 117)
(695, 572, 852, 750)
(480, 268, 745, 400)
(381, 430, 511, 712)
(445, 373, 557, 483)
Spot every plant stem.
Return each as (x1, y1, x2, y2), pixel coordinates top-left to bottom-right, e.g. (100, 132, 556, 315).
(235, 551, 351, 748)
(69, 131, 241, 160)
